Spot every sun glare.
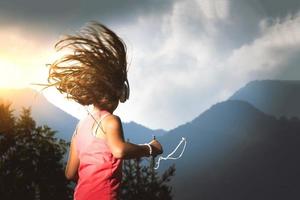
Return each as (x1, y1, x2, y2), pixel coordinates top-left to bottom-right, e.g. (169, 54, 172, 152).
(0, 58, 24, 88)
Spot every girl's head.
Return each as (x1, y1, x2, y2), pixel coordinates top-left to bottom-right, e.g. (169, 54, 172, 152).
(47, 21, 129, 112)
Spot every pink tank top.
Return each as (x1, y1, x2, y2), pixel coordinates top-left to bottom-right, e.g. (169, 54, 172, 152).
(73, 110, 122, 200)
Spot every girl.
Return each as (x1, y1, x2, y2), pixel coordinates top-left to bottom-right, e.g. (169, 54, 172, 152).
(46, 21, 163, 200)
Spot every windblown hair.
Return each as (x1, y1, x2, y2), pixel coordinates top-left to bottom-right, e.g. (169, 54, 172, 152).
(47, 21, 127, 111)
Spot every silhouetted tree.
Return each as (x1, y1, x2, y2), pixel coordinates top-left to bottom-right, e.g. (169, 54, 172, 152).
(0, 102, 15, 155)
(0, 103, 72, 200)
(120, 156, 175, 200)
(0, 102, 15, 135)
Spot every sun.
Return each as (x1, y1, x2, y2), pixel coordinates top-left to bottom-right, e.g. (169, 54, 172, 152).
(0, 51, 51, 89)
(0, 58, 24, 88)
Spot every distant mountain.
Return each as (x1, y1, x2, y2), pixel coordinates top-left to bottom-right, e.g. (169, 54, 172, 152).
(158, 100, 300, 200)
(0, 88, 78, 140)
(0, 88, 165, 143)
(122, 121, 166, 143)
(230, 80, 300, 119)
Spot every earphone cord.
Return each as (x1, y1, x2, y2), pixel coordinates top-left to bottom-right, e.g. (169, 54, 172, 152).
(85, 107, 100, 124)
(85, 106, 103, 136)
(86, 106, 186, 169)
(153, 137, 187, 170)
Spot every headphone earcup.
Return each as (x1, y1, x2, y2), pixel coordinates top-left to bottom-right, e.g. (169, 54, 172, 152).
(120, 80, 130, 103)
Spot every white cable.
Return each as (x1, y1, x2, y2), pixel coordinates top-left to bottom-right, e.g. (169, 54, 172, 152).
(86, 106, 187, 169)
(154, 137, 187, 169)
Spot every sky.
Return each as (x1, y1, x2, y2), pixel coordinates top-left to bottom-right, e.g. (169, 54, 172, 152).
(0, 0, 300, 130)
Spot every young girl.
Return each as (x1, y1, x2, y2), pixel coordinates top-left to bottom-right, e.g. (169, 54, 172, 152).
(46, 21, 163, 200)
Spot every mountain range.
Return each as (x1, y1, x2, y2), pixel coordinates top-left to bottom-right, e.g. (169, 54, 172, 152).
(230, 80, 300, 119)
(160, 99, 300, 200)
(158, 80, 300, 200)
(1, 80, 300, 200)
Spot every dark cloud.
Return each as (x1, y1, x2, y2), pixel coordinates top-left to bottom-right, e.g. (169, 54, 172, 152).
(257, 0, 300, 18)
(0, 0, 171, 30)
(275, 50, 300, 80)
(216, 0, 300, 52)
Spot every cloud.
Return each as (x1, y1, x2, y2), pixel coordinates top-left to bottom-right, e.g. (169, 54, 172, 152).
(225, 12, 300, 81)
(2, 0, 300, 130)
(0, 25, 55, 88)
(0, 0, 171, 30)
(111, 1, 300, 130)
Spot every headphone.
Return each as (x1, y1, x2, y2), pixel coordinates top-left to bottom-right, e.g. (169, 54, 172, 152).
(119, 78, 130, 103)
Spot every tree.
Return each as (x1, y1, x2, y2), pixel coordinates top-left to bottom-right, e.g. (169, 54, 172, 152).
(0, 102, 15, 136)
(0, 102, 15, 156)
(0, 103, 72, 200)
(0, 102, 176, 199)
(120, 156, 176, 200)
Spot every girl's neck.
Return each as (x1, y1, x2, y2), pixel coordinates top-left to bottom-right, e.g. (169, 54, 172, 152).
(93, 106, 112, 114)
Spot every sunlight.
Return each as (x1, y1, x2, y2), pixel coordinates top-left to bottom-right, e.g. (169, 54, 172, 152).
(0, 26, 56, 89)
(42, 87, 87, 120)
(0, 57, 23, 88)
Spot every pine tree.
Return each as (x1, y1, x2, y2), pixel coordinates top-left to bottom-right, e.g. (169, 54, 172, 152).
(0, 102, 15, 136)
(0, 103, 72, 200)
(120, 156, 175, 200)
(0, 102, 15, 157)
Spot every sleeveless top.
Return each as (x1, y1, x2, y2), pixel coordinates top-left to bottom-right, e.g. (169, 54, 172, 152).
(73, 110, 123, 200)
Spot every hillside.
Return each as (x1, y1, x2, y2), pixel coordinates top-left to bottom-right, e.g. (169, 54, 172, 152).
(123, 121, 166, 143)
(158, 100, 300, 200)
(230, 80, 300, 119)
(0, 88, 78, 140)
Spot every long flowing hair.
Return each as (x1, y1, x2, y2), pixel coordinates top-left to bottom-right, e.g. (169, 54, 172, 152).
(46, 21, 128, 110)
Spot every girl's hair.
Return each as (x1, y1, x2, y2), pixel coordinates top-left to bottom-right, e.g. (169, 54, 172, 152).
(47, 21, 128, 111)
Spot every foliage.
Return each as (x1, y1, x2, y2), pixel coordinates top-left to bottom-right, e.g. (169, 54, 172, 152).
(0, 102, 15, 135)
(0, 103, 72, 200)
(0, 102, 176, 200)
(120, 157, 175, 200)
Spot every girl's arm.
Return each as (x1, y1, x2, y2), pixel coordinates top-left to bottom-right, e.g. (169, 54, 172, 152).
(65, 136, 80, 180)
(102, 115, 163, 159)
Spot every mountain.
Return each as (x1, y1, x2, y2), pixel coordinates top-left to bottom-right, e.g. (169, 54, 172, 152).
(230, 80, 300, 119)
(122, 121, 166, 143)
(158, 100, 300, 200)
(0, 88, 78, 140)
(0, 88, 166, 143)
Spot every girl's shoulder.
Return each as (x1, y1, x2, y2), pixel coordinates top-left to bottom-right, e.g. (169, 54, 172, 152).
(101, 114, 122, 131)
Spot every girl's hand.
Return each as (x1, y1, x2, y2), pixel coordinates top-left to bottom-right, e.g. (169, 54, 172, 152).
(149, 139, 163, 156)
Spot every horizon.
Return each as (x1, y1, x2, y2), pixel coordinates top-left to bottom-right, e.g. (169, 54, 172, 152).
(1, 78, 299, 131)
